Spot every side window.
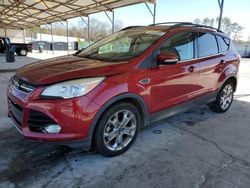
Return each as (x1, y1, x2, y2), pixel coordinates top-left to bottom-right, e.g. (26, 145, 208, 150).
(217, 36, 230, 52)
(197, 33, 218, 57)
(160, 32, 194, 61)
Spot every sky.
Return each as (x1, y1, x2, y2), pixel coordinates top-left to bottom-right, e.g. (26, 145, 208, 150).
(69, 0, 250, 41)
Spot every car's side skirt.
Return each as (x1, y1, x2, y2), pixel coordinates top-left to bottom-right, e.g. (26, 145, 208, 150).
(150, 92, 218, 124)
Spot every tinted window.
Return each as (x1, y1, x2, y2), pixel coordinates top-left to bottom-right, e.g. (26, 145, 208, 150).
(160, 32, 194, 61)
(197, 33, 218, 57)
(217, 36, 230, 52)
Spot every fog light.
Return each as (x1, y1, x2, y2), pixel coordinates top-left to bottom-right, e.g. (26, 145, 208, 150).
(44, 124, 61, 134)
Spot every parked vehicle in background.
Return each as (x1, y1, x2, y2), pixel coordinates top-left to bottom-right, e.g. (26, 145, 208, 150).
(7, 23, 240, 157)
(0, 37, 32, 56)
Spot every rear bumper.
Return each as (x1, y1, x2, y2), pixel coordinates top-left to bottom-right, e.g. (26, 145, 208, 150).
(7, 85, 100, 145)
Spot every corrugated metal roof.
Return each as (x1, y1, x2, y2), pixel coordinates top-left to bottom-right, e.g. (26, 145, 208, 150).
(0, 0, 155, 29)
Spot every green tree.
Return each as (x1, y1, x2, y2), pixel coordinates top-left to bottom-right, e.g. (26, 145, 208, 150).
(29, 18, 124, 42)
(193, 17, 244, 41)
(216, 17, 244, 40)
(202, 18, 214, 27)
(194, 18, 201, 24)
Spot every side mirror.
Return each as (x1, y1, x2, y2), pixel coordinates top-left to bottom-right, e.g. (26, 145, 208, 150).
(157, 52, 179, 65)
(74, 48, 86, 56)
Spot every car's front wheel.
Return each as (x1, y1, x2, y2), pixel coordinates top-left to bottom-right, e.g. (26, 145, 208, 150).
(210, 81, 234, 113)
(94, 102, 140, 157)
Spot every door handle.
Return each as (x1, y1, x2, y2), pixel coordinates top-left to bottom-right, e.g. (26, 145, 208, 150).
(188, 66, 195, 72)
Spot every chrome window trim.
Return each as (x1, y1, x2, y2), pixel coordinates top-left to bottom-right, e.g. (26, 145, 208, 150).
(178, 50, 229, 64)
(177, 33, 230, 64)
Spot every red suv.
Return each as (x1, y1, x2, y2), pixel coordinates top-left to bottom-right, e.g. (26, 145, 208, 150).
(7, 23, 240, 156)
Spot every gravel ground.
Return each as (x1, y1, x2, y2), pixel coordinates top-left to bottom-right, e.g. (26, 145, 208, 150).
(0, 59, 250, 188)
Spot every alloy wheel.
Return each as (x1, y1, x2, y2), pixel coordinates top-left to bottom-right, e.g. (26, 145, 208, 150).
(103, 110, 137, 151)
(220, 84, 233, 110)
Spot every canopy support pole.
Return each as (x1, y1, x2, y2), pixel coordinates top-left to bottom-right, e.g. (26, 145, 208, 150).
(4, 28, 7, 37)
(145, 2, 156, 25)
(23, 29, 26, 43)
(112, 11, 114, 33)
(51, 23, 54, 54)
(153, 3, 156, 25)
(39, 26, 42, 43)
(30, 29, 33, 42)
(80, 16, 90, 46)
(218, 0, 224, 30)
(66, 20, 69, 54)
(104, 10, 115, 33)
(88, 16, 90, 45)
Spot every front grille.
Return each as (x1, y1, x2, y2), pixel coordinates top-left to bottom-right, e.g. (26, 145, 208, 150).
(8, 99, 23, 127)
(12, 75, 35, 93)
(29, 110, 56, 133)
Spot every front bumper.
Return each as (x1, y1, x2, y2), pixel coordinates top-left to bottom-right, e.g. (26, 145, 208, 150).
(7, 83, 100, 144)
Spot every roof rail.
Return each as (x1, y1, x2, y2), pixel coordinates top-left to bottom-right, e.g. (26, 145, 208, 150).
(149, 22, 193, 26)
(150, 22, 223, 33)
(120, 26, 143, 31)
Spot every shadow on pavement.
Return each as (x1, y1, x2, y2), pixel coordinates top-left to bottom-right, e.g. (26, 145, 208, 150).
(0, 98, 250, 187)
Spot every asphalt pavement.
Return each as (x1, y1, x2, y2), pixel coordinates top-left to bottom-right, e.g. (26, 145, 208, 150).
(0, 59, 250, 188)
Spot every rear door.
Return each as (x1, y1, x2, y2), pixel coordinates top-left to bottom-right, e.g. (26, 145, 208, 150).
(195, 32, 223, 95)
(150, 31, 200, 113)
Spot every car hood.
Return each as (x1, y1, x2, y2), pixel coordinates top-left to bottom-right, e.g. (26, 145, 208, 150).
(16, 56, 131, 85)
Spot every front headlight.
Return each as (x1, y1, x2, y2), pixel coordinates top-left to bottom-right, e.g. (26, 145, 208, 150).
(41, 77, 105, 99)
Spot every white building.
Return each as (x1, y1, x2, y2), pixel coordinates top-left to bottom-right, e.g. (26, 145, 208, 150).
(0, 29, 88, 50)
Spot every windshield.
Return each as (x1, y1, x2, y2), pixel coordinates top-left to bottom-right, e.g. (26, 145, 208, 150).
(78, 29, 165, 62)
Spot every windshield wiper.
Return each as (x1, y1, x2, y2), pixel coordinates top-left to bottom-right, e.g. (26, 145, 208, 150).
(79, 54, 94, 59)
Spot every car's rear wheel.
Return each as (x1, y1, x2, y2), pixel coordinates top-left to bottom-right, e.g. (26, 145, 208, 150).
(94, 102, 140, 157)
(210, 81, 234, 113)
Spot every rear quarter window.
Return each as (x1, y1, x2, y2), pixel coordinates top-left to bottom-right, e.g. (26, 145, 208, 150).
(197, 33, 218, 57)
(217, 36, 230, 52)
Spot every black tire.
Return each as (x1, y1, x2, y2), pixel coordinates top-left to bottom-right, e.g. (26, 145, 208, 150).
(94, 102, 140, 157)
(16, 52, 20, 56)
(209, 81, 235, 113)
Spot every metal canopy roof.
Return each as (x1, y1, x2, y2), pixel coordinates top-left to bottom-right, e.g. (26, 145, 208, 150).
(0, 0, 154, 29)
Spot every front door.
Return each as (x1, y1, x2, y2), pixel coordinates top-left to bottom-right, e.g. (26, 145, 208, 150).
(150, 31, 200, 113)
